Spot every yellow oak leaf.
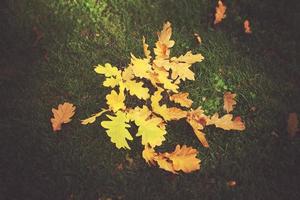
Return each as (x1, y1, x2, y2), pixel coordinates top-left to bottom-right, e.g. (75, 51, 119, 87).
(149, 65, 179, 92)
(142, 36, 151, 59)
(207, 113, 245, 131)
(81, 109, 108, 125)
(94, 63, 120, 77)
(155, 154, 177, 174)
(127, 106, 152, 126)
(154, 21, 175, 59)
(223, 92, 237, 113)
(168, 145, 200, 173)
(136, 116, 167, 147)
(106, 89, 125, 112)
(287, 113, 299, 138)
(101, 111, 133, 149)
(170, 62, 194, 81)
(151, 89, 187, 121)
(142, 145, 157, 165)
(51, 102, 76, 131)
(122, 66, 134, 81)
(124, 79, 150, 100)
(130, 54, 151, 79)
(171, 51, 204, 64)
(214, 0, 227, 25)
(244, 20, 252, 34)
(186, 108, 209, 147)
(103, 75, 122, 88)
(170, 92, 193, 108)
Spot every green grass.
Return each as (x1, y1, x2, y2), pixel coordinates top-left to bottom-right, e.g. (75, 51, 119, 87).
(1, 0, 299, 199)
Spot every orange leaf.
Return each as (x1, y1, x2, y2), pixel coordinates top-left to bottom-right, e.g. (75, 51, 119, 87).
(244, 20, 252, 34)
(142, 145, 157, 165)
(170, 92, 193, 108)
(287, 113, 299, 138)
(50, 102, 76, 131)
(208, 113, 245, 131)
(214, 0, 227, 25)
(223, 92, 237, 113)
(154, 21, 175, 59)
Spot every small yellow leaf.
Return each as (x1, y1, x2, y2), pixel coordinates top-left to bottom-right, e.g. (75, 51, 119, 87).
(170, 92, 193, 108)
(51, 102, 76, 131)
(106, 89, 125, 112)
(94, 63, 120, 77)
(171, 51, 204, 64)
(223, 92, 237, 113)
(287, 113, 299, 138)
(101, 111, 133, 149)
(214, 0, 227, 25)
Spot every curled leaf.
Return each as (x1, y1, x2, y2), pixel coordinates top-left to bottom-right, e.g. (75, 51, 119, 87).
(223, 92, 237, 113)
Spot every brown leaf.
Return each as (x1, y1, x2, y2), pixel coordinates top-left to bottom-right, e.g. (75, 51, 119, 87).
(207, 113, 245, 131)
(193, 33, 202, 44)
(50, 102, 76, 131)
(227, 180, 237, 187)
(244, 20, 252, 34)
(223, 92, 237, 113)
(214, 0, 227, 25)
(287, 113, 299, 138)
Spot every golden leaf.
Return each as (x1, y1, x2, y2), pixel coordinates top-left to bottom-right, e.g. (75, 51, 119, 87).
(130, 54, 151, 79)
(50, 102, 76, 131)
(106, 89, 125, 112)
(207, 113, 245, 131)
(154, 21, 175, 59)
(223, 92, 237, 113)
(186, 108, 209, 147)
(214, 0, 227, 25)
(81, 109, 108, 125)
(101, 111, 133, 149)
(124, 79, 150, 100)
(94, 63, 120, 77)
(142, 145, 157, 165)
(194, 33, 202, 44)
(171, 51, 204, 64)
(170, 92, 193, 108)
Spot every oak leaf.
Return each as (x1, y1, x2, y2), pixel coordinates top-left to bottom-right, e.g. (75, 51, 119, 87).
(81, 109, 108, 125)
(51, 102, 76, 131)
(124, 79, 150, 100)
(106, 89, 125, 112)
(244, 20, 252, 34)
(154, 21, 175, 59)
(170, 92, 193, 108)
(142, 36, 151, 59)
(130, 54, 151, 79)
(94, 63, 120, 77)
(214, 0, 227, 25)
(142, 145, 157, 165)
(223, 92, 237, 113)
(207, 113, 245, 131)
(101, 111, 133, 149)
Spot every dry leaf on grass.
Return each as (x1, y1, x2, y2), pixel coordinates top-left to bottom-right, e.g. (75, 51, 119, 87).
(51, 102, 76, 131)
(214, 0, 227, 25)
(223, 92, 237, 113)
(244, 20, 252, 34)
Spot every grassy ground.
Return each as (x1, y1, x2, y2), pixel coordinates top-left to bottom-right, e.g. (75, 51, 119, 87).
(1, 0, 299, 199)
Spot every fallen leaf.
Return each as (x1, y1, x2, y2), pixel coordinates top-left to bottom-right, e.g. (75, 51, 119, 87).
(223, 92, 237, 113)
(101, 111, 133, 149)
(170, 92, 193, 108)
(142, 145, 157, 165)
(287, 113, 299, 138)
(50, 102, 76, 131)
(193, 33, 202, 44)
(154, 21, 175, 59)
(244, 20, 252, 34)
(81, 109, 108, 125)
(227, 180, 237, 187)
(207, 113, 245, 131)
(214, 0, 227, 25)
